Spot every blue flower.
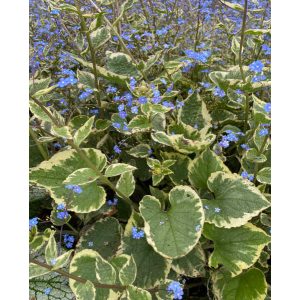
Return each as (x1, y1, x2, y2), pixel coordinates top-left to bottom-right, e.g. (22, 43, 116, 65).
(29, 217, 38, 230)
(65, 184, 83, 194)
(214, 207, 221, 213)
(138, 96, 147, 104)
(118, 104, 125, 112)
(249, 60, 264, 73)
(44, 288, 52, 295)
(252, 74, 266, 82)
(167, 281, 184, 300)
(112, 122, 121, 129)
(262, 44, 271, 55)
(113, 145, 122, 154)
(57, 211, 69, 220)
(195, 224, 201, 232)
(218, 137, 229, 148)
(131, 106, 138, 114)
(201, 82, 211, 88)
(241, 171, 249, 179)
(50, 258, 57, 266)
(129, 77, 137, 89)
(259, 128, 269, 136)
(131, 227, 145, 239)
(264, 103, 271, 114)
(241, 144, 250, 150)
(64, 234, 75, 248)
(119, 111, 127, 119)
(57, 203, 66, 210)
(107, 197, 118, 206)
(213, 87, 226, 98)
(106, 85, 117, 94)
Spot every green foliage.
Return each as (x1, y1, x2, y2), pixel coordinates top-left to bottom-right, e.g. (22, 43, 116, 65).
(29, 0, 271, 298)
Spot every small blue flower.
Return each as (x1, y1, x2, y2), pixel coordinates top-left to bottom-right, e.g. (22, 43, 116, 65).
(29, 217, 38, 230)
(106, 85, 117, 94)
(131, 227, 145, 239)
(218, 138, 229, 148)
(241, 171, 249, 179)
(138, 96, 147, 104)
(113, 145, 122, 154)
(112, 122, 121, 129)
(64, 234, 75, 248)
(131, 106, 138, 114)
(259, 128, 269, 137)
(248, 174, 254, 182)
(44, 288, 52, 295)
(88, 241, 94, 247)
(249, 60, 264, 73)
(213, 87, 226, 98)
(129, 77, 137, 89)
(241, 144, 250, 150)
(65, 184, 82, 194)
(214, 207, 221, 213)
(57, 211, 69, 220)
(252, 74, 267, 82)
(57, 203, 66, 210)
(50, 258, 56, 266)
(195, 224, 201, 232)
(119, 111, 127, 119)
(107, 197, 118, 206)
(167, 281, 184, 300)
(118, 104, 125, 112)
(264, 103, 271, 114)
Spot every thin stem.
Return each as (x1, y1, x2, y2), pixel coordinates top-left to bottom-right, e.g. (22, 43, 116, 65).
(238, 0, 248, 83)
(30, 258, 160, 292)
(29, 126, 48, 160)
(65, 222, 79, 235)
(75, 0, 102, 110)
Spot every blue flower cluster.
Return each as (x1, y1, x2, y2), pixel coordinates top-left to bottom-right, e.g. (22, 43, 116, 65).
(241, 171, 254, 182)
(65, 184, 83, 194)
(107, 197, 118, 206)
(63, 234, 75, 249)
(131, 227, 145, 239)
(184, 49, 211, 63)
(213, 87, 226, 98)
(79, 88, 93, 100)
(166, 281, 184, 300)
(29, 217, 38, 230)
(219, 130, 245, 149)
(56, 203, 70, 220)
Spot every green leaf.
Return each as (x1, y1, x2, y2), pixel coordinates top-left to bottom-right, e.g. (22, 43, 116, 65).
(30, 77, 51, 96)
(111, 255, 137, 285)
(30, 149, 107, 213)
(179, 93, 212, 129)
(74, 116, 95, 146)
(160, 152, 191, 185)
(106, 52, 140, 77)
(127, 285, 152, 300)
(52, 250, 74, 270)
(116, 171, 135, 197)
(188, 149, 230, 190)
(257, 167, 271, 184)
(29, 100, 53, 123)
(245, 28, 270, 35)
(122, 236, 171, 288)
(203, 172, 270, 228)
(140, 186, 205, 259)
(172, 244, 206, 277)
(213, 268, 268, 300)
(69, 249, 116, 300)
(222, 1, 244, 10)
(63, 168, 100, 185)
(128, 144, 152, 158)
(95, 119, 112, 131)
(105, 163, 137, 177)
(246, 148, 267, 163)
(203, 223, 270, 275)
(90, 26, 111, 49)
(77, 217, 122, 259)
(77, 70, 95, 89)
(32, 85, 57, 98)
(254, 126, 270, 150)
(29, 263, 50, 279)
(128, 115, 151, 131)
(45, 231, 57, 265)
(51, 125, 72, 139)
(75, 280, 96, 300)
(69, 115, 90, 130)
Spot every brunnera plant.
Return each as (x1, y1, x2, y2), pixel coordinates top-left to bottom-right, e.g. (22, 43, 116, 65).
(29, 0, 271, 299)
